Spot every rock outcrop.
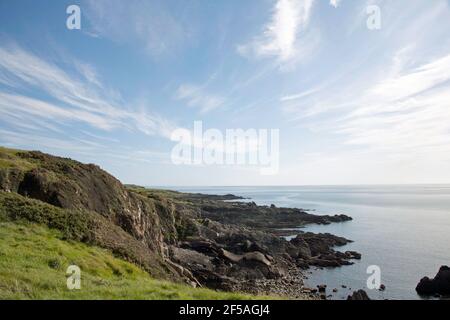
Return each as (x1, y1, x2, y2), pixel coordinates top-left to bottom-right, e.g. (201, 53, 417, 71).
(200, 201, 352, 231)
(416, 266, 450, 296)
(347, 290, 370, 300)
(290, 232, 357, 267)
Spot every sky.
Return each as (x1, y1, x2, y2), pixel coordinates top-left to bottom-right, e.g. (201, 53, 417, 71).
(1, 0, 450, 186)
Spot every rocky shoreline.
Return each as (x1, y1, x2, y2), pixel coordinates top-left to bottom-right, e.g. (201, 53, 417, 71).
(159, 190, 360, 298)
(0, 149, 361, 299)
(416, 266, 450, 298)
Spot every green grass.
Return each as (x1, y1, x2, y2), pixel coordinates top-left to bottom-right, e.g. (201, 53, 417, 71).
(0, 147, 276, 300)
(0, 147, 36, 170)
(0, 220, 270, 300)
(0, 191, 93, 242)
(0, 192, 91, 242)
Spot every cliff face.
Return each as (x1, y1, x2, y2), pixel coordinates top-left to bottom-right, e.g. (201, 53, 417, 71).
(0, 148, 188, 281)
(2, 151, 166, 253)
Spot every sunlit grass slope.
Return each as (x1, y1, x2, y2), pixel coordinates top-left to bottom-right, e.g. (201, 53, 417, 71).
(0, 220, 269, 300)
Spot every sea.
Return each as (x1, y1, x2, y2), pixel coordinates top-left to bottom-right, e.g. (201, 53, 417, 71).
(167, 185, 450, 300)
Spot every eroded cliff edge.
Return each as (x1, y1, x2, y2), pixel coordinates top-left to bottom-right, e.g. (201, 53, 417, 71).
(0, 147, 359, 298)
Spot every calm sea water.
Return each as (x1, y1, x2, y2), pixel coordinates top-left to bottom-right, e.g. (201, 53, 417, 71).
(168, 185, 450, 300)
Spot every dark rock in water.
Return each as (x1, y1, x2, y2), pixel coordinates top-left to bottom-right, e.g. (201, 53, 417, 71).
(347, 290, 370, 300)
(290, 232, 361, 268)
(200, 199, 352, 231)
(333, 288, 338, 293)
(317, 284, 327, 293)
(327, 214, 353, 223)
(345, 251, 362, 260)
(416, 266, 450, 295)
(379, 284, 386, 291)
(181, 193, 245, 201)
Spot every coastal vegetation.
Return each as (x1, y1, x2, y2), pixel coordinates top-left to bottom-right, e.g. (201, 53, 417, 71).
(0, 146, 358, 299)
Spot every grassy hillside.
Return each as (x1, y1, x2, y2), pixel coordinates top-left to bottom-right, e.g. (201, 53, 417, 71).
(0, 146, 287, 300)
(0, 220, 268, 300)
(0, 190, 270, 299)
(0, 146, 37, 171)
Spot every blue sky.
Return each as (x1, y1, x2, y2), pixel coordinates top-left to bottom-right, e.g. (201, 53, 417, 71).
(1, 0, 450, 186)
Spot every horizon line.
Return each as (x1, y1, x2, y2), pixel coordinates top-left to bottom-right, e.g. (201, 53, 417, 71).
(142, 183, 450, 189)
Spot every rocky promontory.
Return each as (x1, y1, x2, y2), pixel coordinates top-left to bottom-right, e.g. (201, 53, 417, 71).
(0, 147, 359, 298)
(416, 266, 450, 296)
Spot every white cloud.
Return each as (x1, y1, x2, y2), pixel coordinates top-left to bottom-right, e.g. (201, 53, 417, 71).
(329, 0, 341, 8)
(0, 128, 98, 153)
(280, 86, 322, 102)
(175, 84, 224, 113)
(284, 50, 450, 163)
(238, 0, 315, 62)
(339, 53, 450, 156)
(0, 93, 115, 130)
(75, 62, 103, 88)
(0, 44, 175, 139)
(84, 0, 190, 57)
(368, 54, 450, 103)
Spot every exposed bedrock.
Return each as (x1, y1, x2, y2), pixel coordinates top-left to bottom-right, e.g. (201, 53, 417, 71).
(0, 148, 360, 297)
(416, 266, 450, 296)
(347, 290, 371, 300)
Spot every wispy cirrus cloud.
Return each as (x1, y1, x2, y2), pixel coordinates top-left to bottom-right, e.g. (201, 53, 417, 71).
(280, 0, 450, 170)
(0, 92, 115, 130)
(0, 128, 99, 153)
(280, 85, 322, 102)
(0, 44, 176, 140)
(284, 49, 450, 161)
(368, 54, 450, 103)
(175, 84, 225, 114)
(237, 0, 316, 63)
(0, 127, 172, 168)
(74, 62, 103, 88)
(329, 0, 342, 8)
(83, 0, 191, 57)
(339, 52, 450, 154)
